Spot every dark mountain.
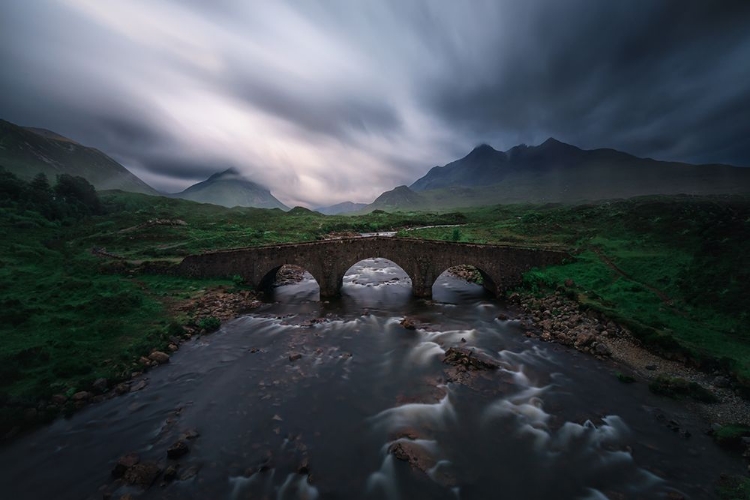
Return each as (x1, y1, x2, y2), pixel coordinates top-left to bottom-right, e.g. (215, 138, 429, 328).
(314, 201, 368, 215)
(0, 119, 158, 195)
(364, 185, 426, 212)
(406, 138, 750, 206)
(174, 168, 289, 210)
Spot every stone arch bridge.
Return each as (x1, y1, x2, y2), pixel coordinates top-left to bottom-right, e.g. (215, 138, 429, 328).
(177, 237, 569, 299)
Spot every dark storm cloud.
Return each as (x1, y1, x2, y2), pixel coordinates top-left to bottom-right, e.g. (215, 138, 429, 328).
(1, 0, 748, 206)
(425, 1, 750, 166)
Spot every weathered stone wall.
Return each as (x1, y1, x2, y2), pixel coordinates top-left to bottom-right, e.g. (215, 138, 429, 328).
(176, 237, 569, 298)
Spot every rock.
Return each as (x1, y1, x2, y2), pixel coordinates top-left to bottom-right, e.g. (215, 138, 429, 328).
(496, 313, 509, 321)
(168, 343, 179, 352)
(389, 441, 436, 472)
(400, 317, 417, 330)
(123, 462, 161, 487)
(180, 428, 200, 440)
(112, 452, 140, 478)
(288, 353, 302, 362)
(564, 279, 575, 287)
(115, 383, 130, 395)
(92, 378, 108, 393)
(574, 331, 596, 348)
(130, 380, 147, 392)
(148, 351, 170, 364)
(167, 440, 190, 459)
(138, 356, 151, 366)
(71, 391, 91, 402)
(443, 347, 499, 371)
(163, 464, 179, 481)
(645, 364, 658, 371)
(594, 343, 612, 356)
(712, 376, 731, 388)
(178, 465, 200, 481)
(51, 394, 67, 405)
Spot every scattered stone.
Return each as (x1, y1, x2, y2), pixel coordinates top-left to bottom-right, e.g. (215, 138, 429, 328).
(123, 462, 161, 487)
(130, 380, 147, 392)
(180, 428, 200, 440)
(178, 465, 200, 481)
(92, 378, 108, 393)
(496, 313, 509, 321)
(389, 441, 436, 472)
(71, 391, 91, 402)
(163, 464, 179, 481)
(400, 317, 417, 330)
(574, 331, 595, 348)
(167, 439, 190, 459)
(443, 347, 499, 371)
(148, 351, 170, 364)
(51, 394, 67, 405)
(168, 343, 178, 352)
(289, 353, 302, 362)
(645, 364, 658, 371)
(114, 383, 130, 395)
(712, 376, 731, 388)
(112, 452, 140, 478)
(594, 343, 612, 356)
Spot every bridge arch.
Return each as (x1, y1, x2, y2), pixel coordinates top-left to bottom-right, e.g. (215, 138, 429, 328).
(338, 254, 414, 293)
(432, 264, 499, 299)
(175, 237, 569, 300)
(258, 264, 321, 294)
(340, 257, 413, 290)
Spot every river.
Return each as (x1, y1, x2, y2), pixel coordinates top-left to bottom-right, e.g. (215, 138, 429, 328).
(0, 259, 740, 499)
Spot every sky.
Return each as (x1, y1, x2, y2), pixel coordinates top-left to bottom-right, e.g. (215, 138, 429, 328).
(1, 1, 749, 207)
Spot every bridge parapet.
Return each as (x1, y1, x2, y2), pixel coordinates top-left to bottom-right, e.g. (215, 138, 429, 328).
(177, 237, 569, 299)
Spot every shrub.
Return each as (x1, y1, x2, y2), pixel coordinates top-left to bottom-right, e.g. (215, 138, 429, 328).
(197, 316, 221, 332)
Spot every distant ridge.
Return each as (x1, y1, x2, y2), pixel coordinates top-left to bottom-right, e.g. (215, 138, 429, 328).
(396, 138, 750, 209)
(0, 119, 158, 195)
(174, 168, 289, 210)
(314, 201, 367, 215)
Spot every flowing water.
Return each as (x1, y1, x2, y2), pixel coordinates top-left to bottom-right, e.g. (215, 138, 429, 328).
(0, 259, 740, 499)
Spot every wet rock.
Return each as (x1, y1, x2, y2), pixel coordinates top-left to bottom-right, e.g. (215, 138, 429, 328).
(289, 352, 302, 362)
(574, 331, 595, 348)
(114, 383, 130, 395)
(163, 464, 179, 481)
(389, 441, 436, 472)
(167, 439, 190, 459)
(112, 452, 140, 478)
(138, 356, 151, 366)
(71, 391, 91, 402)
(180, 428, 200, 440)
(443, 347, 499, 371)
(496, 313, 509, 321)
(594, 343, 612, 356)
(645, 364, 658, 371)
(148, 351, 170, 364)
(123, 462, 161, 487)
(178, 465, 200, 481)
(168, 343, 179, 352)
(130, 380, 147, 392)
(400, 317, 417, 330)
(51, 394, 67, 406)
(92, 378, 108, 393)
(712, 376, 731, 388)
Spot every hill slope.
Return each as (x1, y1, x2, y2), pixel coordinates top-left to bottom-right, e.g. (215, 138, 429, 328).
(314, 201, 368, 215)
(0, 119, 158, 195)
(174, 168, 289, 210)
(408, 138, 750, 206)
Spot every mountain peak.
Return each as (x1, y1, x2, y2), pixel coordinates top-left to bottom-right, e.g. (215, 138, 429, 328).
(468, 143, 498, 157)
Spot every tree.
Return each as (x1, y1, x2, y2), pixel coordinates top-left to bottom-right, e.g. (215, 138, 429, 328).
(54, 174, 102, 215)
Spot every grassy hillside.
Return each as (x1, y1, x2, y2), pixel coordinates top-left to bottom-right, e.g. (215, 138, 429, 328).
(0, 119, 158, 195)
(400, 195, 750, 385)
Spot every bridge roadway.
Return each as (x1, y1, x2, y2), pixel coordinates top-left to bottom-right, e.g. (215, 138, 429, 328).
(177, 237, 569, 298)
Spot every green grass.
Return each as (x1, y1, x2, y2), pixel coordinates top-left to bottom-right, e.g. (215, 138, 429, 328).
(1, 187, 748, 432)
